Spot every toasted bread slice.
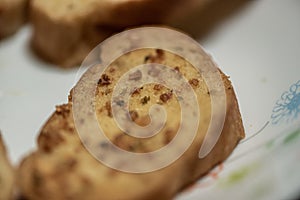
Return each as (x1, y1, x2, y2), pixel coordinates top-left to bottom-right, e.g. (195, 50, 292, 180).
(0, 0, 27, 39)
(30, 0, 250, 68)
(0, 134, 15, 200)
(18, 47, 244, 200)
(29, 0, 190, 68)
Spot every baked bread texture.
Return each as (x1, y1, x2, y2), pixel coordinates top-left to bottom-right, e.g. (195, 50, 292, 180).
(0, 134, 15, 200)
(30, 0, 186, 68)
(0, 0, 27, 39)
(18, 47, 245, 200)
(29, 0, 251, 68)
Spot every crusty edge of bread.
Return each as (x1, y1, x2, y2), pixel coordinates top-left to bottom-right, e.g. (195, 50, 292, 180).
(17, 70, 244, 200)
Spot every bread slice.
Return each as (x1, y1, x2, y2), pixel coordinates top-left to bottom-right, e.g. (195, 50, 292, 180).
(30, 0, 250, 68)
(0, 0, 27, 39)
(18, 47, 244, 199)
(0, 133, 15, 200)
(30, 0, 186, 68)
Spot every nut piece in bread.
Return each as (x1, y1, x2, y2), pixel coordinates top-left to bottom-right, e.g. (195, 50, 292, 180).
(0, 133, 15, 200)
(18, 48, 245, 200)
(0, 0, 27, 39)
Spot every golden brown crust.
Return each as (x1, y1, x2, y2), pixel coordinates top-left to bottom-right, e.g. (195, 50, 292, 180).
(0, 133, 15, 200)
(0, 0, 28, 39)
(18, 49, 244, 200)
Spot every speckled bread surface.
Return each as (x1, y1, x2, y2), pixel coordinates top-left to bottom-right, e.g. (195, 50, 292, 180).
(18, 48, 244, 200)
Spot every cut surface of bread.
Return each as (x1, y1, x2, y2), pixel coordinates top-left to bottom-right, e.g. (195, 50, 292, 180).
(0, 0, 27, 39)
(0, 134, 15, 200)
(18, 47, 245, 200)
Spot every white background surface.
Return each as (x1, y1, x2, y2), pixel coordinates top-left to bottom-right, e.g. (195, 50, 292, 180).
(0, 0, 300, 198)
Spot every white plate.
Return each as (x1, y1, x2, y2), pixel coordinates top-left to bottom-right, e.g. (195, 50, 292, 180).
(0, 0, 299, 199)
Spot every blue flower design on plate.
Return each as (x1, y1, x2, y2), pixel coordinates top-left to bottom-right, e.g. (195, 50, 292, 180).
(271, 80, 300, 124)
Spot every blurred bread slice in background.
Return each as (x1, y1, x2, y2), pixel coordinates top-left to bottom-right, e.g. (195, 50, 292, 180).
(168, 0, 251, 39)
(0, 133, 15, 200)
(0, 0, 28, 39)
(30, 0, 250, 68)
(29, 0, 186, 68)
